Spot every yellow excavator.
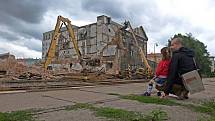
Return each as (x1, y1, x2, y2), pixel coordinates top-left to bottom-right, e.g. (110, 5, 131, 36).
(44, 15, 81, 70)
(126, 21, 153, 78)
(98, 22, 152, 78)
(44, 15, 152, 79)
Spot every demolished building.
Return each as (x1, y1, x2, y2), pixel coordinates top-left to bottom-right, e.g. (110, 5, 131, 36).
(0, 52, 15, 60)
(42, 15, 154, 73)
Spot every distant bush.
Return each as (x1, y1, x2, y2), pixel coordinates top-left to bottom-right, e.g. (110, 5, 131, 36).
(209, 72, 215, 77)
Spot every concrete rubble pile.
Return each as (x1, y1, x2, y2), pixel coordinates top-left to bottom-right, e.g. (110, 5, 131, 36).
(0, 53, 54, 80)
(0, 53, 108, 81)
(17, 65, 55, 80)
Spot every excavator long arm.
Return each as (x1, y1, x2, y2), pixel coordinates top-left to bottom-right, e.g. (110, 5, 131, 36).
(44, 16, 81, 69)
(127, 21, 153, 77)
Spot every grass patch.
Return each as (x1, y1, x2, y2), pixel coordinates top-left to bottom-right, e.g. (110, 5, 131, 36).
(66, 103, 168, 121)
(179, 100, 215, 121)
(95, 107, 144, 121)
(120, 94, 215, 121)
(185, 103, 214, 114)
(190, 100, 215, 121)
(200, 101, 215, 114)
(120, 94, 181, 106)
(0, 111, 34, 121)
(96, 107, 168, 121)
(65, 103, 95, 110)
(143, 109, 168, 121)
(197, 115, 215, 121)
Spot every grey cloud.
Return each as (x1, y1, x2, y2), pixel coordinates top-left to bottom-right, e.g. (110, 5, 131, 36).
(0, 47, 7, 54)
(0, 14, 42, 40)
(0, 0, 49, 42)
(0, 0, 50, 40)
(0, 31, 20, 41)
(0, 0, 77, 56)
(0, 0, 47, 24)
(23, 39, 42, 52)
(80, 0, 178, 30)
(81, 0, 127, 19)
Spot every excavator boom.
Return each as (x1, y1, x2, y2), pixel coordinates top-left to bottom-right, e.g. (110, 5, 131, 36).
(127, 21, 153, 77)
(44, 15, 81, 69)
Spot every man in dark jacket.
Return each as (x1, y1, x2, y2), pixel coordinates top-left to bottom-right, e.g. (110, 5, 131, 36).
(164, 37, 198, 99)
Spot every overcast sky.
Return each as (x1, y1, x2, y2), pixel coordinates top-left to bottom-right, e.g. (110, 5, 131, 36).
(0, 0, 215, 58)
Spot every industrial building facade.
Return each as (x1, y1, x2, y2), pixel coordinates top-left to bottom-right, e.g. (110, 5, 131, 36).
(42, 15, 149, 71)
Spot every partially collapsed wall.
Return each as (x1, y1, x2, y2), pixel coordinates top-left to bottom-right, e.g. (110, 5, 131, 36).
(42, 15, 148, 73)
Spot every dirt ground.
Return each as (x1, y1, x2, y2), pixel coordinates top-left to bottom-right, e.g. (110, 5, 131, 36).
(0, 78, 214, 121)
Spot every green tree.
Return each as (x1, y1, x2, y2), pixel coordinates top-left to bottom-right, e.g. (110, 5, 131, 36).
(169, 33, 211, 76)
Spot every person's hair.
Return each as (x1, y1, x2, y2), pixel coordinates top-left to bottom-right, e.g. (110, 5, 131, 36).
(161, 47, 170, 60)
(172, 37, 183, 46)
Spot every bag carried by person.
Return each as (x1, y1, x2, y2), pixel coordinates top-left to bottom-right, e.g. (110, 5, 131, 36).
(181, 58, 204, 94)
